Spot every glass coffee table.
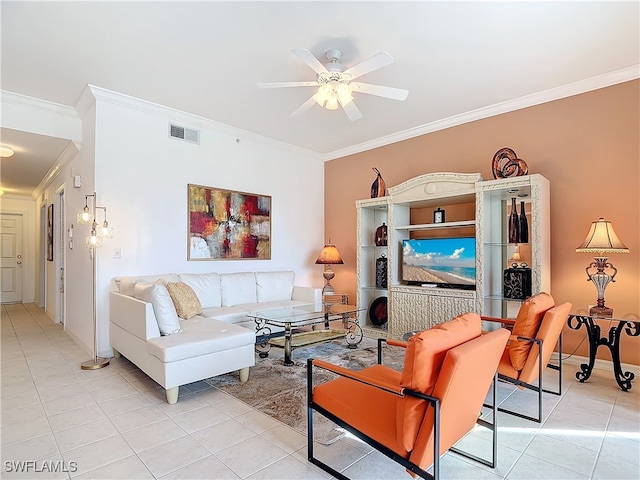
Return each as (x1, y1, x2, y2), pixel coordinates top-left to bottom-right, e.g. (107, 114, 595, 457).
(247, 303, 364, 365)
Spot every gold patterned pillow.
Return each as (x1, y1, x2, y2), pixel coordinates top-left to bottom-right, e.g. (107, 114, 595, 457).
(166, 282, 202, 319)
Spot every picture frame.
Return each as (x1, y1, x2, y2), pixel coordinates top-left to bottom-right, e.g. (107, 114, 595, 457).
(433, 207, 445, 224)
(47, 204, 54, 261)
(187, 184, 271, 260)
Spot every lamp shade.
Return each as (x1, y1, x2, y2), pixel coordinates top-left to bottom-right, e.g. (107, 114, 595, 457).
(315, 244, 344, 264)
(576, 218, 629, 254)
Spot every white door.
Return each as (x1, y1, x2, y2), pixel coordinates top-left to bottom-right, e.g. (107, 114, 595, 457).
(1, 213, 24, 304)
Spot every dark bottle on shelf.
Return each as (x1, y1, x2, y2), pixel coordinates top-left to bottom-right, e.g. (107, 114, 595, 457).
(518, 201, 529, 244)
(508, 197, 519, 244)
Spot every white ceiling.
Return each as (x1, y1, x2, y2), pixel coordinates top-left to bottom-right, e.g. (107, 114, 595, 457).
(1, 1, 638, 196)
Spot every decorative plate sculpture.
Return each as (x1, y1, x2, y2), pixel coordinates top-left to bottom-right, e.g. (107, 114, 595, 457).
(369, 296, 388, 326)
(492, 148, 528, 179)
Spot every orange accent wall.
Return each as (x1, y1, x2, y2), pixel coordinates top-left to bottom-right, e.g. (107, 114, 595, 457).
(325, 80, 639, 365)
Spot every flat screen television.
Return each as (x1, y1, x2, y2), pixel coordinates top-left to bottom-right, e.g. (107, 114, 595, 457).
(402, 237, 476, 289)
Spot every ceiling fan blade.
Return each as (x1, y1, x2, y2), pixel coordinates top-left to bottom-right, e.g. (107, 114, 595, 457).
(292, 49, 328, 75)
(340, 99, 363, 122)
(350, 82, 409, 101)
(290, 95, 317, 118)
(344, 51, 394, 80)
(258, 81, 319, 89)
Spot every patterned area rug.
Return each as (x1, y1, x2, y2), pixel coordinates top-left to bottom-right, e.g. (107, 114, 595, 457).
(205, 337, 405, 444)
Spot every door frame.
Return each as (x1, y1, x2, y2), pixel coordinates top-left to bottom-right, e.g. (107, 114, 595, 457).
(0, 212, 24, 304)
(55, 187, 66, 325)
(39, 203, 46, 307)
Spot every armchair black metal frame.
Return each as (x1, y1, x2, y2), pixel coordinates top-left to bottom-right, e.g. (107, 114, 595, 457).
(484, 332, 562, 423)
(307, 338, 499, 480)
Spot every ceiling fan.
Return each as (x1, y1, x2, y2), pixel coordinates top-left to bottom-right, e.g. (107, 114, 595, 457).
(258, 49, 409, 121)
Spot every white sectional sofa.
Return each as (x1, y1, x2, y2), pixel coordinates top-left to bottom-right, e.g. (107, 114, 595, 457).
(109, 270, 321, 404)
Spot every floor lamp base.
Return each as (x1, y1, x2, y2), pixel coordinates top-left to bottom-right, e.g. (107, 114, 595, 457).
(81, 358, 110, 370)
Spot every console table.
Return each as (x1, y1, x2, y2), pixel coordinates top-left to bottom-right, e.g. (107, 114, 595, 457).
(567, 314, 640, 391)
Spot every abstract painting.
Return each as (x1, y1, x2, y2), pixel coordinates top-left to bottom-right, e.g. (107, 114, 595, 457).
(187, 184, 271, 260)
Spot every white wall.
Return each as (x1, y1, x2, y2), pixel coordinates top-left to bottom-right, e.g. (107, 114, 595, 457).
(69, 87, 325, 357)
(2, 86, 325, 359)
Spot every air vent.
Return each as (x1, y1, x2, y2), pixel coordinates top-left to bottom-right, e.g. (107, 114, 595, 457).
(169, 123, 200, 144)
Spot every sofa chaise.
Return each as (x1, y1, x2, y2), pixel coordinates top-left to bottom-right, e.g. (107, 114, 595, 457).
(110, 270, 321, 404)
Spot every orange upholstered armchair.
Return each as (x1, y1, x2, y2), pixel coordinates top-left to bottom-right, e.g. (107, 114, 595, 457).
(481, 292, 572, 423)
(306, 312, 509, 479)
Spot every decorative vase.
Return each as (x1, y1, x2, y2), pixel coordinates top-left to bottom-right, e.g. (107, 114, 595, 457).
(375, 254, 388, 289)
(375, 223, 388, 246)
(518, 201, 529, 244)
(370, 167, 387, 198)
(508, 197, 519, 244)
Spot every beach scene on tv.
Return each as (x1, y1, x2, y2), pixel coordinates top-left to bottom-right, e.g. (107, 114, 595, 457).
(402, 237, 476, 286)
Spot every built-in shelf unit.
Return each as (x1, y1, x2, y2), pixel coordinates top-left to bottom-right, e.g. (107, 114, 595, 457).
(355, 172, 550, 339)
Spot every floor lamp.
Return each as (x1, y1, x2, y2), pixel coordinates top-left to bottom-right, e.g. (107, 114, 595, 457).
(77, 192, 113, 370)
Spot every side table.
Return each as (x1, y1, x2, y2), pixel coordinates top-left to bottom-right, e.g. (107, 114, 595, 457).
(567, 314, 640, 391)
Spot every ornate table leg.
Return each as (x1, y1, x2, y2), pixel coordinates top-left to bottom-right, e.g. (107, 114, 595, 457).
(254, 318, 272, 359)
(283, 322, 293, 366)
(568, 315, 640, 391)
(568, 315, 599, 383)
(342, 315, 364, 349)
(609, 321, 639, 391)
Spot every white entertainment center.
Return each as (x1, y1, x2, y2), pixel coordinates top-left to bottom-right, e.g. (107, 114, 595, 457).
(356, 172, 550, 339)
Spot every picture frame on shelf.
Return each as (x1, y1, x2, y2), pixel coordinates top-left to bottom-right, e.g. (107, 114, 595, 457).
(433, 207, 445, 224)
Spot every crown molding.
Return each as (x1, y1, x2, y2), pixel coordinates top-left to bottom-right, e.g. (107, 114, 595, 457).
(31, 141, 80, 200)
(84, 85, 323, 161)
(0, 90, 79, 118)
(323, 65, 640, 161)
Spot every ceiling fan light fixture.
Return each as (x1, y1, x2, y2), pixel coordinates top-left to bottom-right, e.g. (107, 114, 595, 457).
(314, 80, 352, 110)
(261, 48, 407, 120)
(314, 84, 333, 107)
(336, 83, 353, 105)
(325, 95, 339, 110)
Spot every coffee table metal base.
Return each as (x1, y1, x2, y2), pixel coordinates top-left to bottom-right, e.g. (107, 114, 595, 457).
(269, 330, 346, 365)
(249, 305, 364, 365)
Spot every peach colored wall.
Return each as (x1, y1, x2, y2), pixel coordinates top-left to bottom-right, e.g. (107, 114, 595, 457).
(325, 80, 639, 365)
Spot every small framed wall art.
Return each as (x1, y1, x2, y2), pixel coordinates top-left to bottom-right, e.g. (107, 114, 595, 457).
(47, 203, 54, 261)
(187, 184, 271, 260)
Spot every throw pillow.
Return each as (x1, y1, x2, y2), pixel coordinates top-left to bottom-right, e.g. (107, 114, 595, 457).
(134, 281, 181, 335)
(509, 292, 555, 370)
(166, 282, 203, 319)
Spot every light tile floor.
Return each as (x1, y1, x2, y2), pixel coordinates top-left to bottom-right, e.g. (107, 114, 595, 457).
(1, 303, 639, 479)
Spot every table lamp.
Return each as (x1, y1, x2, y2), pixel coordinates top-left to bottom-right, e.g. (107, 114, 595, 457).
(315, 242, 344, 294)
(576, 217, 629, 317)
